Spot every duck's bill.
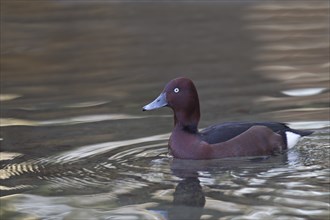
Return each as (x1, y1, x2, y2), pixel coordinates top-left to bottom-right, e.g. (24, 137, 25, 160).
(142, 92, 167, 111)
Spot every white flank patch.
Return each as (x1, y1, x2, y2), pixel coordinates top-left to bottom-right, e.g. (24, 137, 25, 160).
(285, 131, 301, 149)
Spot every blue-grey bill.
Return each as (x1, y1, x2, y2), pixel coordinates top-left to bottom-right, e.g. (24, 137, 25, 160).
(142, 92, 167, 111)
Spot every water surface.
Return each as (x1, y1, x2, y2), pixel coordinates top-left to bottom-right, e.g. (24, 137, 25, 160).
(1, 1, 329, 219)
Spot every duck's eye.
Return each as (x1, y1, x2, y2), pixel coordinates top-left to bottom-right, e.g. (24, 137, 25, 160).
(174, 88, 180, 93)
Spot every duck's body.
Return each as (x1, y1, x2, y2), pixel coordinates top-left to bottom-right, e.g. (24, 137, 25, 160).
(143, 77, 313, 160)
(200, 121, 311, 147)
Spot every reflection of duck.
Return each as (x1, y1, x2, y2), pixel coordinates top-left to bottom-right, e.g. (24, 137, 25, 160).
(151, 153, 295, 220)
(166, 158, 206, 220)
(169, 177, 205, 220)
(167, 153, 295, 220)
(143, 77, 313, 159)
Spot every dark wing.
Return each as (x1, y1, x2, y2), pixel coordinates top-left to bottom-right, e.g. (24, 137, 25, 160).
(199, 122, 313, 144)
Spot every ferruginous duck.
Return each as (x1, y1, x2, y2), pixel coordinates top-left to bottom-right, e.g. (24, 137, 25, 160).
(142, 77, 313, 160)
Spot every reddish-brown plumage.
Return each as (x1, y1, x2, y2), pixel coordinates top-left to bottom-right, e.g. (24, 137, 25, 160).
(143, 77, 312, 160)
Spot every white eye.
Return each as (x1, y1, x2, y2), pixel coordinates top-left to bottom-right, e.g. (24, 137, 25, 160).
(174, 88, 180, 93)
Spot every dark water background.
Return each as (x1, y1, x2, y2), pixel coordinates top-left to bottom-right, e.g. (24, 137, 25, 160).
(1, 1, 329, 219)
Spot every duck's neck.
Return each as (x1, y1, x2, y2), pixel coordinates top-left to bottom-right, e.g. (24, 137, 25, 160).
(173, 106, 200, 134)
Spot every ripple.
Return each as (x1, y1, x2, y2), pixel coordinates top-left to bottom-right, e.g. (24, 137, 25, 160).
(63, 101, 110, 108)
(39, 114, 149, 126)
(16, 100, 111, 111)
(287, 121, 330, 129)
(53, 133, 169, 162)
(7, 194, 73, 219)
(0, 114, 169, 127)
(0, 152, 23, 161)
(255, 65, 299, 71)
(0, 131, 172, 197)
(261, 43, 329, 51)
(0, 160, 41, 180)
(246, 23, 328, 31)
(250, 4, 327, 11)
(202, 156, 330, 219)
(0, 185, 34, 191)
(0, 94, 21, 101)
(0, 118, 38, 127)
(206, 199, 245, 213)
(282, 88, 327, 97)
(2, 134, 329, 219)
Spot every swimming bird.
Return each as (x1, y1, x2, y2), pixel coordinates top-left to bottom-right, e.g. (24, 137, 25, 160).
(143, 77, 313, 159)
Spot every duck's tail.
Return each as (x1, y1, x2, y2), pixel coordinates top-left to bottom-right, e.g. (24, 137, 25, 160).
(284, 128, 314, 149)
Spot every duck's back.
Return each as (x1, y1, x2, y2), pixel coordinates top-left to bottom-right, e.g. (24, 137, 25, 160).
(199, 122, 313, 149)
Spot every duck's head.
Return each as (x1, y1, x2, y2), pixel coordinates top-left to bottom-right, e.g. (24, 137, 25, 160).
(143, 77, 200, 128)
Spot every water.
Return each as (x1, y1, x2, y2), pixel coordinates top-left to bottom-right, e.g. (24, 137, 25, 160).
(1, 1, 329, 219)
